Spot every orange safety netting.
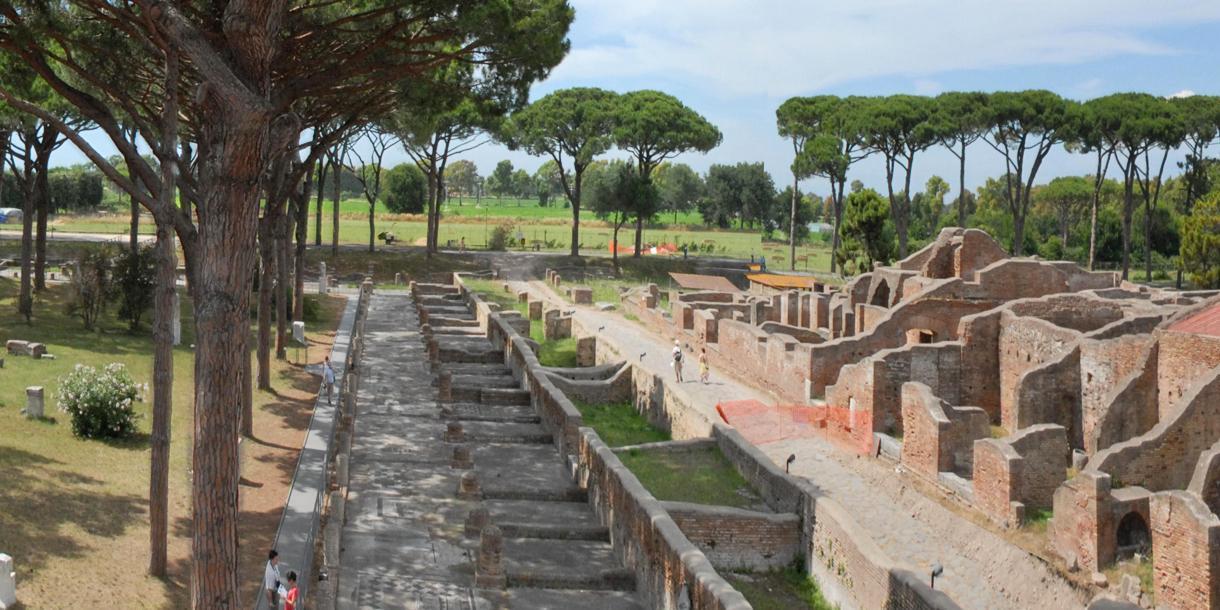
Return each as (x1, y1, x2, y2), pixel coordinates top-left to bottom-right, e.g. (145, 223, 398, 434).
(716, 399, 874, 454)
(609, 240, 679, 256)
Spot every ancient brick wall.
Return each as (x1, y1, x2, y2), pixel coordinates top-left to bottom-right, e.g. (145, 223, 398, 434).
(1050, 471, 1109, 571)
(1188, 441, 1220, 515)
(578, 431, 751, 610)
(997, 313, 1081, 432)
(971, 259, 1070, 301)
(758, 321, 825, 344)
(1091, 367, 1220, 492)
(1082, 337, 1159, 455)
(805, 494, 961, 610)
(1155, 330, 1220, 419)
(957, 309, 1003, 420)
(713, 423, 805, 513)
(1012, 346, 1081, 444)
(664, 502, 801, 571)
(900, 382, 989, 481)
(974, 425, 1069, 528)
(1151, 491, 1220, 610)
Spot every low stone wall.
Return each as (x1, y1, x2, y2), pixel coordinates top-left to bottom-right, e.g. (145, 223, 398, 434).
(664, 501, 801, 571)
(455, 274, 748, 609)
(264, 286, 367, 610)
(713, 423, 805, 514)
(805, 493, 960, 610)
(540, 362, 633, 405)
(973, 424, 1070, 528)
(900, 383, 988, 482)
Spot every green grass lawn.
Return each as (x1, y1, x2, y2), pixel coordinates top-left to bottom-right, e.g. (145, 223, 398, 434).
(24, 201, 835, 267)
(724, 562, 836, 610)
(0, 277, 346, 608)
(574, 400, 670, 447)
(617, 444, 765, 509)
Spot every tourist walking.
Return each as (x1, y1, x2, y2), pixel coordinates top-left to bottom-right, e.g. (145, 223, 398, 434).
(699, 348, 709, 384)
(672, 340, 684, 382)
(264, 549, 281, 609)
(322, 356, 336, 404)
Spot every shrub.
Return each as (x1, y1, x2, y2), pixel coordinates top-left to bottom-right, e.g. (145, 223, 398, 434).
(58, 363, 141, 440)
(65, 246, 116, 330)
(301, 295, 322, 323)
(488, 220, 515, 251)
(382, 163, 427, 214)
(114, 245, 158, 331)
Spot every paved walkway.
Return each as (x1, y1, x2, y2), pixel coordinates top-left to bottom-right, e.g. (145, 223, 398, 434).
(510, 274, 1087, 610)
(337, 291, 643, 609)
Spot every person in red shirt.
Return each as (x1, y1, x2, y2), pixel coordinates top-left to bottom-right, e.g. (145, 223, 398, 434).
(284, 571, 299, 610)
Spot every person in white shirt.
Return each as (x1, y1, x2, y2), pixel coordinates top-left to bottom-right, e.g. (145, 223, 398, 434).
(672, 340, 684, 383)
(322, 357, 336, 404)
(264, 549, 281, 608)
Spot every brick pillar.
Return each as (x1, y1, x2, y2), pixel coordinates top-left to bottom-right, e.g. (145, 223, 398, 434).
(475, 526, 507, 589)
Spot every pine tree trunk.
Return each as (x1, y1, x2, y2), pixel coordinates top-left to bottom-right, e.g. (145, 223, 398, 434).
(33, 167, 48, 290)
(18, 177, 33, 323)
(331, 157, 340, 256)
(148, 221, 176, 577)
(257, 225, 275, 389)
(276, 215, 290, 360)
(789, 174, 798, 271)
(189, 110, 268, 610)
(958, 143, 968, 227)
(131, 195, 140, 252)
(314, 158, 326, 246)
(294, 193, 308, 322)
(633, 216, 643, 258)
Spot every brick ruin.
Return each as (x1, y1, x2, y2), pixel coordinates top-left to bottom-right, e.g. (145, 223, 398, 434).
(619, 227, 1220, 608)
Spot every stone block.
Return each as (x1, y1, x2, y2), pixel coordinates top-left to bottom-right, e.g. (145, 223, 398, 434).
(543, 309, 572, 341)
(528, 300, 543, 321)
(0, 554, 15, 609)
(23, 386, 43, 419)
(576, 337, 597, 367)
(517, 290, 529, 303)
(571, 287, 593, 305)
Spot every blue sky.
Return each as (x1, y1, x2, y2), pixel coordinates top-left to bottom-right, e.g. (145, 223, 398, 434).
(57, 0, 1220, 198)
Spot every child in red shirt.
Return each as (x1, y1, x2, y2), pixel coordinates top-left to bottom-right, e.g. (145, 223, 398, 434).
(284, 571, 299, 610)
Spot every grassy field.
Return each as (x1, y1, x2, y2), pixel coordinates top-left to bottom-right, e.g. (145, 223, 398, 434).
(0, 278, 346, 607)
(16, 197, 835, 269)
(573, 400, 671, 447)
(617, 444, 764, 509)
(724, 562, 835, 610)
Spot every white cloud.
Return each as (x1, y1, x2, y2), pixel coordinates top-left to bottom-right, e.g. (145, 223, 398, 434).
(1168, 89, 1196, 98)
(544, 0, 1220, 98)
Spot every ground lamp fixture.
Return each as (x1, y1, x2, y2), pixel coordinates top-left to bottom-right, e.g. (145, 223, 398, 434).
(786, 454, 796, 473)
(931, 563, 944, 589)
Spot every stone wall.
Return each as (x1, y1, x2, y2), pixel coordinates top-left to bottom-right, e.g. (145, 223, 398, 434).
(1082, 337, 1159, 455)
(713, 423, 806, 514)
(1155, 330, 1220, 419)
(579, 430, 751, 610)
(664, 502, 801, 571)
(1151, 490, 1220, 610)
(973, 425, 1070, 528)
(828, 342, 964, 441)
(805, 494, 961, 610)
(900, 382, 989, 481)
(1090, 366, 1220, 492)
(998, 313, 1082, 432)
(1188, 440, 1220, 515)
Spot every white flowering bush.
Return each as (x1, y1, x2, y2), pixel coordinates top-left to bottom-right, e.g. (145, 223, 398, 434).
(58, 363, 141, 439)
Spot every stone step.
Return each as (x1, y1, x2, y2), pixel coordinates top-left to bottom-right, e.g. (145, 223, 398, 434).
(442, 363, 514, 376)
(442, 402, 540, 424)
(479, 387, 532, 406)
(483, 487, 587, 503)
(503, 539, 636, 592)
(505, 589, 645, 610)
(499, 522, 610, 542)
